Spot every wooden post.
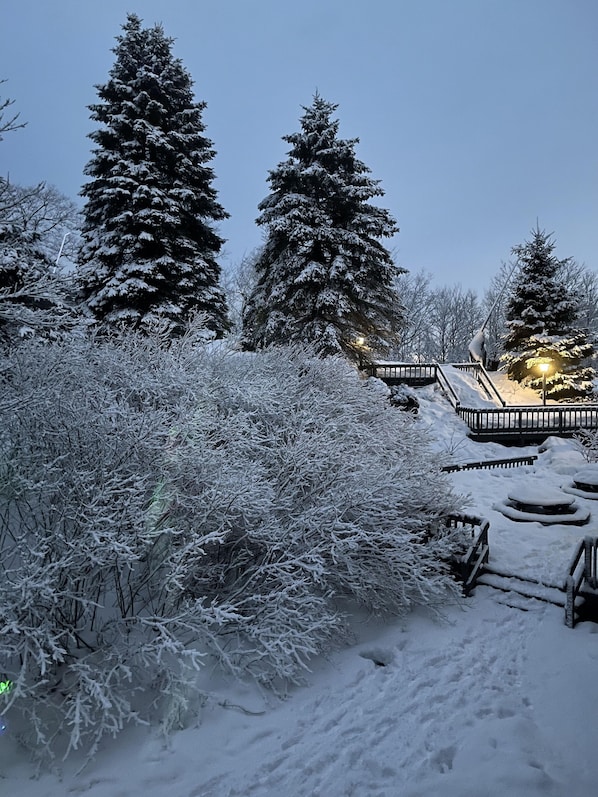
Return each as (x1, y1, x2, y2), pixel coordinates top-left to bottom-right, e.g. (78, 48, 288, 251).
(585, 537, 598, 589)
(565, 576, 575, 628)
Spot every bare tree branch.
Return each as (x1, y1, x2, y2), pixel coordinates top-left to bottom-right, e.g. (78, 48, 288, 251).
(0, 82, 26, 140)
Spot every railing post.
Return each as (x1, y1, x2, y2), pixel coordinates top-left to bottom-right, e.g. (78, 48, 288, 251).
(585, 537, 597, 589)
(565, 576, 575, 628)
(518, 410, 522, 438)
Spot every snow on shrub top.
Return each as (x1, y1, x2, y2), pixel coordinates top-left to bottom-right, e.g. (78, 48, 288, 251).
(0, 333, 464, 761)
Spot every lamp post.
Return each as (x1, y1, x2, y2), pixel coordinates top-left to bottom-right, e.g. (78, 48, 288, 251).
(356, 336, 365, 368)
(539, 362, 550, 406)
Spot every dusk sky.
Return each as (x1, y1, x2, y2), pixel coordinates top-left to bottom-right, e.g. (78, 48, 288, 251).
(1, 0, 596, 291)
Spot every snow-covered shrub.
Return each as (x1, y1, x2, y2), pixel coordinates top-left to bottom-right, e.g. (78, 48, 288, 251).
(573, 428, 598, 463)
(160, 347, 466, 683)
(0, 329, 219, 760)
(0, 333, 464, 761)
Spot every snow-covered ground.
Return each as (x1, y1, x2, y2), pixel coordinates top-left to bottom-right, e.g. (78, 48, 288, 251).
(2, 374, 598, 796)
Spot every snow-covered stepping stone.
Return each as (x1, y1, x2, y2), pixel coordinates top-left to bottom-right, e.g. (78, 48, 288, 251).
(494, 486, 590, 525)
(562, 465, 598, 500)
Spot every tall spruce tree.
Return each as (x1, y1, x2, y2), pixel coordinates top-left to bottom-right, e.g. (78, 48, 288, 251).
(502, 227, 595, 401)
(241, 94, 404, 361)
(78, 14, 229, 336)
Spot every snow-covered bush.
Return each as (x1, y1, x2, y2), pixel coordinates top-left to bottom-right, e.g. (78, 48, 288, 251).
(573, 428, 598, 463)
(155, 347, 465, 682)
(0, 329, 213, 761)
(0, 332, 464, 761)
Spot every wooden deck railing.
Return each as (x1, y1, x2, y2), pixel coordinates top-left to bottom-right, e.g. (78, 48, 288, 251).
(445, 513, 490, 596)
(369, 363, 437, 384)
(457, 404, 598, 439)
(565, 536, 598, 628)
(441, 455, 538, 473)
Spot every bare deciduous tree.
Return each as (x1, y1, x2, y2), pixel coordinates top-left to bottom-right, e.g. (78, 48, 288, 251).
(0, 83, 25, 140)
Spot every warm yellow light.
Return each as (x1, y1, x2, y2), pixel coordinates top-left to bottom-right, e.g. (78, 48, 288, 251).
(539, 362, 550, 374)
(356, 336, 365, 347)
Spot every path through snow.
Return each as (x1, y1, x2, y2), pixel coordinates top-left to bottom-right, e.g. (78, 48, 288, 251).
(6, 592, 595, 797)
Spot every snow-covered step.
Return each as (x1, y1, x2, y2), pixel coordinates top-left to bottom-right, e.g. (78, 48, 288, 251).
(476, 572, 565, 607)
(490, 593, 537, 612)
(482, 564, 563, 592)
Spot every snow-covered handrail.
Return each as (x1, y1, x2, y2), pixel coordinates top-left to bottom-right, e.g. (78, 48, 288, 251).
(435, 364, 461, 409)
(441, 455, 537, 473)
(452, 362, 507, 407)
(444, 513, 489, 596)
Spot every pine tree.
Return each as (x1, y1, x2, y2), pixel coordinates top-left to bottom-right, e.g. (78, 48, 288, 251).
(78, 14, 229, 336)
(241, 94, 403, 361)
(502, 227, 595, 401)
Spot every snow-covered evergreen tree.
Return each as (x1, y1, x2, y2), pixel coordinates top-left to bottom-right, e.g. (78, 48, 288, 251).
(241, 94, 404, 361)
(78, 14, 229, 336)
(501, 227, 595, 400)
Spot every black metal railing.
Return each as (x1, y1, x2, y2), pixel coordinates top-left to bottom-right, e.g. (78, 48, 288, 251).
(457, 405, 598, 438)
(369, 363, 437, 383)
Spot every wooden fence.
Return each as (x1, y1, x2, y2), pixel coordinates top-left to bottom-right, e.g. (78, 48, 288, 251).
(441, 455, 538, 473)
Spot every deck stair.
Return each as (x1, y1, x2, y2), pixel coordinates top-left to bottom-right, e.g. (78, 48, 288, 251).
(565, 536, 598, 627)
(448, 512, 598, 625)
(370, 361, 598, 443)
(475, 560, 598, 627)
(452, 362, 507, 406)
(476, 565, 565, 608)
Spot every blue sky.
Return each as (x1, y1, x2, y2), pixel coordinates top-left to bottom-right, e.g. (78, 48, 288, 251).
(1, 0, 596, 291)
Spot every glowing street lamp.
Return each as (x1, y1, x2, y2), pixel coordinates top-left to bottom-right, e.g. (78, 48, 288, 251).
(355, 336, 366, 368)
(539, 361, 550, 405)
